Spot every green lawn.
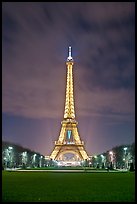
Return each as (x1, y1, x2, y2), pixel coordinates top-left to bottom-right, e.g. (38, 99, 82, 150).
(2, 171, 135, 202)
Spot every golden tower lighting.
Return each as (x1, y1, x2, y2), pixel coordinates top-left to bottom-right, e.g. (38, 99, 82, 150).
(50, 47, 89, 163)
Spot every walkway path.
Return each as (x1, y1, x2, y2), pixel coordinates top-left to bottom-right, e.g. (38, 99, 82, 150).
(5, 168, 128, 173)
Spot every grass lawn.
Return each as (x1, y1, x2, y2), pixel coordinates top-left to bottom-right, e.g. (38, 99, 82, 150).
(2, 171, 135, 202)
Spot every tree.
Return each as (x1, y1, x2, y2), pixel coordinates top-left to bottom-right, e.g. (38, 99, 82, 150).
(110, 162, 113, 170)
(129, 162, 134, 172)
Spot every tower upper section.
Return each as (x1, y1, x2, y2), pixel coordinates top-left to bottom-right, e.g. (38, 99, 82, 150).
(64, 47, 75, 120)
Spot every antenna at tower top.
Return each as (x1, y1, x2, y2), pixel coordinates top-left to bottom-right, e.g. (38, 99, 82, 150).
(67, 46, 73, 61)
(69, 46, 72, 57)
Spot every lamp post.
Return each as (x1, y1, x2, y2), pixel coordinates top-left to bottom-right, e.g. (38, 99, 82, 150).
(94, 155, 97, 168)
(89, 161, 92, 167)
(101, 154, 105, 169)
(4, 149, 9, 168)
(109, 151, 113, 161)
(32, 154, 37, 167)
(39, 156, 43, 167)
(88, 157, 92, 168)
(109, 151, 114, 169)
(8, 146, 13, 168)
(22, 151, 27, 168)
(123, 147, 128, 169)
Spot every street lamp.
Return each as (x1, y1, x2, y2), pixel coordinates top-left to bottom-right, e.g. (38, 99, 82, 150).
(88, 157, 92, 167)
(123, 147, 128, 169)
(101, 154, 105, 168)
(124, 147, 128, 154)
(39, 156, 43, 167)
(93, 155, 97, 168)
(4, 149, 10, 168)
(22, 151, 27, 167)
(32, 154, 37, 167)
(109, 151, 114, 169)
(8, 146, 13, 168)
(109, 151, 113, 161)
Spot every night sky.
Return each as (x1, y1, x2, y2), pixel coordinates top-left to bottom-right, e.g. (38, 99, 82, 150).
(2, 2, 135, 156)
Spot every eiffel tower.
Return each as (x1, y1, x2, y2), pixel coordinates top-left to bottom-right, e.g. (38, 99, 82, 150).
(50, 47, 89, 163)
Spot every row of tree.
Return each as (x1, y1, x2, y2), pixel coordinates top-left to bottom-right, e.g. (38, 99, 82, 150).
(2, 141, 49, 169)
(2, 141, 135, 170)
(90, 143, 135, 170)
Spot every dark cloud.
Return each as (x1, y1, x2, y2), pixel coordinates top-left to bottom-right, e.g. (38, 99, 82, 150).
(2, 2, 135, 119)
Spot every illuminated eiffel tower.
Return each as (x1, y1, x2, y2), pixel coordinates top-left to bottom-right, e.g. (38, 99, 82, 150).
(50, 47, 89, 163)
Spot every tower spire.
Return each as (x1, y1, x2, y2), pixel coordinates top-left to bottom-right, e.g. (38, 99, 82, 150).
(67, 46, 73, 61)
(69, 46, 71, 57)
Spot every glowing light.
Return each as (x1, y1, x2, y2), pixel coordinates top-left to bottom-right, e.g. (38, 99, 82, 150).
(124, 147, 128, 151)
(109, 151, 113, 155)
(22, 151, 27, 156)
(67, 130, 71, 139)
(67, 46, 73, 61)
(57, 161, 81, 166)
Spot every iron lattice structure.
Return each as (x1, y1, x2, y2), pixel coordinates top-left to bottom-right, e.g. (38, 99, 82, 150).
(50, 47, 89, 161)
